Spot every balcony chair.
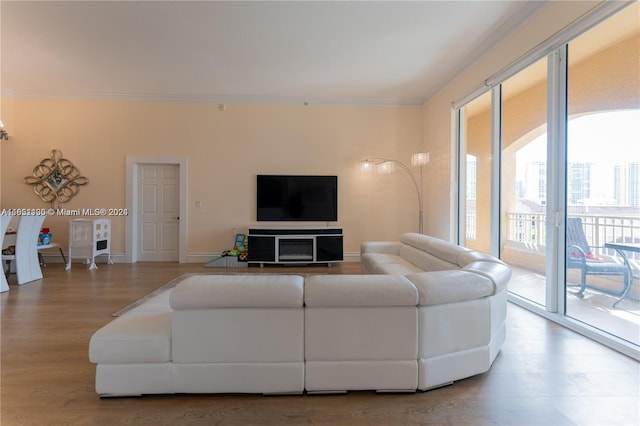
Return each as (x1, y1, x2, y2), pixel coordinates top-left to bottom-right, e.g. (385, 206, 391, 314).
(566, 217, 630, 304)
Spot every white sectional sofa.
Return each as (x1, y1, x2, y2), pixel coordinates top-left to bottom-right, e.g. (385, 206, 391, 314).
(89, 233, 510, 396)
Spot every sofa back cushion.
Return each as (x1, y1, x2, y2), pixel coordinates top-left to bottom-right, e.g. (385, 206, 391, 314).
(170, 274, 305, 364)
(400, 233, 505, 270)
(399, 244, 459, 272)
(399, 233, 438, 251)
(305, 275, 418, 307)
(305, 276, 418, 366)
(456, 250, 506, 269)
(172, 308, 304, 363)
(400, 233, 470, 271)
(406, 271, 494, 306)
(170, 274, 304, 309)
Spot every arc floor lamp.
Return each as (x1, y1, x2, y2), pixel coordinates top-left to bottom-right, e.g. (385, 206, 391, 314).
(361, 152, 429, 234)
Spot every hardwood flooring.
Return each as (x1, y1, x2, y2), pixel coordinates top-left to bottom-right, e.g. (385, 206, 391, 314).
(1, 262, 639, 426)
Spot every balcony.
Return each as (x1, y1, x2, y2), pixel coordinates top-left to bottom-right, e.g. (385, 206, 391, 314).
(503, 212, 640, 347)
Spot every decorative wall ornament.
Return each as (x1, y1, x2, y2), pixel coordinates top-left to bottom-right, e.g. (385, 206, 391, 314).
(24, 149, 89, 209)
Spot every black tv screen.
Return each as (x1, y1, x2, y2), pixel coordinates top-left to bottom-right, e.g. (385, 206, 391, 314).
(257, 175, 338, 221)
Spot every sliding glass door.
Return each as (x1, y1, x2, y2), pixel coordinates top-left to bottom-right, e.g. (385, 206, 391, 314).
(456, 2, 639, 353)
(565, 9, 640, 344)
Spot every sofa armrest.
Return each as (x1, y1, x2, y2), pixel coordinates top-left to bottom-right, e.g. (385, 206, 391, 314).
(360, 241, 402, 255)
(462, 261, 512, 294)
(405, 271, 494, 306)
(305, 275, 418, 307)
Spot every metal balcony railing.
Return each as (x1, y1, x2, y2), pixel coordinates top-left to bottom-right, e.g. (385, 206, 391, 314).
(506, 213, 640, 260)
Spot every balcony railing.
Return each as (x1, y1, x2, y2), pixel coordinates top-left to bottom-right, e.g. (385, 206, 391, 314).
(506, 212, 640, 260)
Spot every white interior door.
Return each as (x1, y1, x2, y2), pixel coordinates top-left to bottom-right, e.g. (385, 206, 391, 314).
(137, 164, 180, 261)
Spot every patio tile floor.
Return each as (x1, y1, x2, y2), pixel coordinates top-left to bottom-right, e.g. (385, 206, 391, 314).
(508, 266, 640, 346)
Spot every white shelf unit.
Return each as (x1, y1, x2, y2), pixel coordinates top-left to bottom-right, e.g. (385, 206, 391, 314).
(247, 227, 343, 266)
(66, 219, 113, 270)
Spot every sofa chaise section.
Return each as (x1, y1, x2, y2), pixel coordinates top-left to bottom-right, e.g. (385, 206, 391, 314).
(89, 274, 305, 396)
(88, 292, 173, 396)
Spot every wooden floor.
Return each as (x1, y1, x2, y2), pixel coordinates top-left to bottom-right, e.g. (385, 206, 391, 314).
(2, 262, 639, 426)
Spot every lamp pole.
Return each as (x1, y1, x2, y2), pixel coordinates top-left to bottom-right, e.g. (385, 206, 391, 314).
(362, 158, 423, 234)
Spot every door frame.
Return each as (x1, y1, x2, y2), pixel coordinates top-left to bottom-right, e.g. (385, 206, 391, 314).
(126, 156, 188, 263)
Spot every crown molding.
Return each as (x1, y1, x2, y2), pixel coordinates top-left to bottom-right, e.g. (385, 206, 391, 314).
(3, 89, 425, 107)
(420, 1, 550, 104)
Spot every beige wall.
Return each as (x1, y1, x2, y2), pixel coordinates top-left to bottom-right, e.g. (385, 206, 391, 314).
(0, 94, 15, 207)
(1, 100, 423, 261)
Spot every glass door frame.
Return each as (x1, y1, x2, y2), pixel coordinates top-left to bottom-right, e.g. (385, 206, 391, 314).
(545, 46, 568, 315)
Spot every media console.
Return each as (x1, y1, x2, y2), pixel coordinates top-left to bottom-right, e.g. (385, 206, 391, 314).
(247, 227, 343, 266)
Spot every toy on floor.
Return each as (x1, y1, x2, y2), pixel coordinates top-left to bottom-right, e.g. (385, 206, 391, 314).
(204, 233, 249, 267)
(221, 233, 248, 256)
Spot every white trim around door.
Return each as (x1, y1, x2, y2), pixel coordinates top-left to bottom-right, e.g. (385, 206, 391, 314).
(126, 156, 188, 263)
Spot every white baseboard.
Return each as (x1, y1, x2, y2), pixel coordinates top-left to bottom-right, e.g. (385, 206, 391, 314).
(41, 252, 361, 264)
(40, 252, 126, 264)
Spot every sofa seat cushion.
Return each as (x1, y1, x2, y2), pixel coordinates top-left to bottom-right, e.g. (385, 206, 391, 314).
(375, 262, 424, 276)
(89, 311, 172, 364)
(305, 274, 418, 307)
(406, 271, 494, 306)
(170, 274, 304, 309)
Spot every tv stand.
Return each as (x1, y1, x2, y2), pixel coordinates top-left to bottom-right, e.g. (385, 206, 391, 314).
(247, 227, 343, 266)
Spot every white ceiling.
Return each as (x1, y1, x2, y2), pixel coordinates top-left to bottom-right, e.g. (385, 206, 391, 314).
(1, 1, 546, 106)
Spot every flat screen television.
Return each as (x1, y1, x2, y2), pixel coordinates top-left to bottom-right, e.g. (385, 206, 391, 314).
(257, 175, 338, 222)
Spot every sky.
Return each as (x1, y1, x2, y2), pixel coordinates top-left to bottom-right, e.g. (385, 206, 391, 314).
(516, 109, 640, 202)
(517, 109, 640, 164)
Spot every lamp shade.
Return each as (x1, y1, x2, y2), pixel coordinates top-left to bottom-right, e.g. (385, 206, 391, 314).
(377, 161, 394, 174)
(412, 152, 430, 166)
(360, 159, 374, 172)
